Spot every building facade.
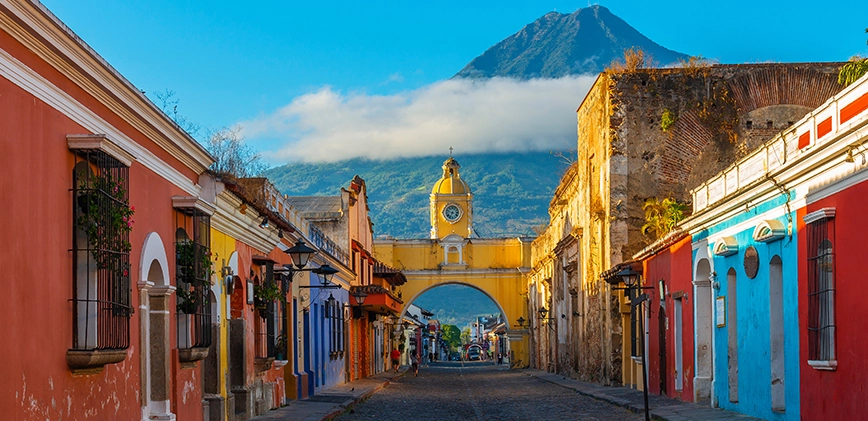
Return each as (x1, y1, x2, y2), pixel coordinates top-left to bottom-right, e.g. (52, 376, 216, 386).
(374, 156, 532, 367)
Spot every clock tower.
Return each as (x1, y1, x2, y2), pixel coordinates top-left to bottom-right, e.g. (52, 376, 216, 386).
(430, 154, 472, 239)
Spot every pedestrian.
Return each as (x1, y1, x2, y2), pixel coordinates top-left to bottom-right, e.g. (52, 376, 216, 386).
(411, 352, 419, 377)
(390, 348, 401, 373)
(497, 353, 503, 365)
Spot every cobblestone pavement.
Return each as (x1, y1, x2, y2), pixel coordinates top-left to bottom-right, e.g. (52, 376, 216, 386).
(334, 361, 642, 421)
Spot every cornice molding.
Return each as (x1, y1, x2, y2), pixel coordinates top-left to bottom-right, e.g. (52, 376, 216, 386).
(752, 219, 787, 243)
(803, 207, 836, 224)
(172, 196, 216, 216)
(211, 191, 278, 254)
(712, 237, 739, 257)
(0, 0, 212, 172)
(67, 133, 135, 167)
(0, 43, 201, 195)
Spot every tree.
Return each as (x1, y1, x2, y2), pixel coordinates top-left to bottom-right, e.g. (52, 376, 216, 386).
(151, 89, 201, 138)
(641, 197, 687, 239)
(205, 125, 269, 179)
(441, 324, 461, 351)
(149, 89, 268, 179)
(838, 28, 868, 86)
(460, 327, 472, 345)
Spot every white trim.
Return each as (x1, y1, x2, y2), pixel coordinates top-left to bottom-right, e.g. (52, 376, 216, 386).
(712, 237, 738, 256)
(0, 0, 212, 172)
(67, 134, 135, 167)
(210, 190, 279, 254)
(807, 360, 838, 371)
(806, 158, 868, 204)
(139, 232, 170, 288)
(698, 204, 799, 248)
(172, 196, 216, 216)
(752, 219, 787, 243)
(0, 44, 201, 195)
(804, 208, 837, 224)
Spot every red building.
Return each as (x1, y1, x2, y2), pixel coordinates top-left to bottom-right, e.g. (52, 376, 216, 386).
(0, 1, 214, 419)
(634, 232, 696, 402)
(796, 73, 868, 420)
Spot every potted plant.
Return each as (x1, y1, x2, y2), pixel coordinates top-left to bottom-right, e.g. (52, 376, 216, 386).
(76, 171, 135, 271)
(253, 281, 283, 318)
(275, 334, 287, 360)
(175, 240, 214, 314)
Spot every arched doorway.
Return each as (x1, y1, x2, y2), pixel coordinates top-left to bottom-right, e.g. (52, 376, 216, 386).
(138, 232, 174, 421)
(693, 256, 714, 404)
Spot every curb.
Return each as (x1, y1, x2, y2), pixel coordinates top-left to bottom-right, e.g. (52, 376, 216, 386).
(321, 371, 407, 421)
(525, 371, 668, 421)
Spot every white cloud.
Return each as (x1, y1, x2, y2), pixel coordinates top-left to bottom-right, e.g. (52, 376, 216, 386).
(383, 72, 405, 85)
(240, 76, 597, 163)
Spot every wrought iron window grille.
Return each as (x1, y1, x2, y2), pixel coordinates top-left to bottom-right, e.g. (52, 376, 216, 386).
(70, 150, 133, 353)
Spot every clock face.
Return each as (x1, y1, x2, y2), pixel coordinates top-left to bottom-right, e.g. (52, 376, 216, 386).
(442, 204, 461, 222)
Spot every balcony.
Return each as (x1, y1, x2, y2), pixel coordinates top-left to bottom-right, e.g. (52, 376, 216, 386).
(351, 285, 402, 315)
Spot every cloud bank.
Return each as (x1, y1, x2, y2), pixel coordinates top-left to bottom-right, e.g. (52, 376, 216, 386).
(240, 76, 597, 163)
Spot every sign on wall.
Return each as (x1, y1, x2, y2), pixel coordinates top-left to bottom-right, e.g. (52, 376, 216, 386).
(716, 296, 726, 327)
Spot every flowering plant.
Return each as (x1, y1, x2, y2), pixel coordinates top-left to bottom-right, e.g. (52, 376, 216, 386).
(76, 171, 135, 270)
(176, 240, 214, 314)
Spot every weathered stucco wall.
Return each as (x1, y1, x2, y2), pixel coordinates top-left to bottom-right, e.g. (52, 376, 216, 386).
(530, 63, 843, 388)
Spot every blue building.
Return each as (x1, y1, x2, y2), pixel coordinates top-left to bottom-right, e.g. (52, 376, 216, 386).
(688, 150, 802, 419)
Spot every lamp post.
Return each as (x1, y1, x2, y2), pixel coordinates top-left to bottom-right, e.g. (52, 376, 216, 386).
(280, 240, 342, 290)
(609, 266, 650, 421)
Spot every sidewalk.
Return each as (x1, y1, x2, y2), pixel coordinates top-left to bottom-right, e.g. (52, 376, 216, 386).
(526, 370, 762, 421)
(248, 368, 406, 421)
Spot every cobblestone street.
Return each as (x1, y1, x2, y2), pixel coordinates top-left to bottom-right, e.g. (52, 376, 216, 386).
(335, 362, 641, 421)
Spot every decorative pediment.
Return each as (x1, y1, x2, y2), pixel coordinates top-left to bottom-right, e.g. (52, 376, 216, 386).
(713, 236, 739, 256)
(753, 220, 787, 243)
(440, 233, 465, 244)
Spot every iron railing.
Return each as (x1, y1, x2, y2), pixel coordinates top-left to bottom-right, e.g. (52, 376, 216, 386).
(71, 150, 132, 351)
(175, 209, 212, 349)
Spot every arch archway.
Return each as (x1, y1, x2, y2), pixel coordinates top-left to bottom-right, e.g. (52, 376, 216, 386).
(400, 281, 509, 325)
(398, 280, 522, 366)
(693, 255, 714, 404)
(137, 232, 175, 421)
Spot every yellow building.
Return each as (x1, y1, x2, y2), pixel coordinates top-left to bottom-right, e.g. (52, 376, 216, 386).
(373, 156, 532, 366)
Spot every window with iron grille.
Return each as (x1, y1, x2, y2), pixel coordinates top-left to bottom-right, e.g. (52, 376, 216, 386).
(254, 263, 281, 359)
(326, 297, 344, 354)
(806, 211, 836, 364)
(175, 208, 212, 350)
(71, 151, 133, 352)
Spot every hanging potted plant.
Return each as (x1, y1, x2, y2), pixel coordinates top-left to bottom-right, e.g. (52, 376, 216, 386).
(253, 282, 284, 318)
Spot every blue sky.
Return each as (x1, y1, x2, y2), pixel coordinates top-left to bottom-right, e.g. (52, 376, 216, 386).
(40, 1, 868, 163)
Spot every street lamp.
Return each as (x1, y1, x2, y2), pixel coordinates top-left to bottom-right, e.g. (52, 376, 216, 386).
(281, 240, 342, 290)
(609, 266, 650, 421)
(350, 288, 368, 305)
(537, 306, 555, 321)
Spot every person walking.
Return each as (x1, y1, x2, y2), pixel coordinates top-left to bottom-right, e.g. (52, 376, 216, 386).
(410, 352, 419, 377)
(390, 348, 401, 373)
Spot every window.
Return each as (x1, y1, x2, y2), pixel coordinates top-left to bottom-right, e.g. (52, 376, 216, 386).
(806, 209, 836, 367)
(326, 297, 344, 355)
(629, 289, 642, 359)
(175, 207, 213, 353)
(253, 263, 280, 359)
(71, 150, 132, 353)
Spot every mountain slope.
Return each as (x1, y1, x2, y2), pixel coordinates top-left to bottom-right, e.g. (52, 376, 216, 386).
(455, 5, 689, 79)
(265, 152, 569, 239)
